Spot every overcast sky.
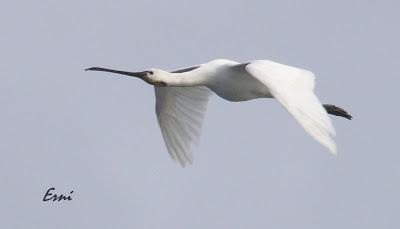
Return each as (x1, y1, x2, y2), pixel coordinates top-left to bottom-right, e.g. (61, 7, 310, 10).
(1, 0, 399, 228)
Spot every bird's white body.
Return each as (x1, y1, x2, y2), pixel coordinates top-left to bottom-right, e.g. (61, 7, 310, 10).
(203, 59, 273, 101)
(87, 59, 348, 166)
(156, 59, 272, 101)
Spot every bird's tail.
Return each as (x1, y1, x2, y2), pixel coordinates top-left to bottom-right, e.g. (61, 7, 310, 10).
(323, 104, 352, 120)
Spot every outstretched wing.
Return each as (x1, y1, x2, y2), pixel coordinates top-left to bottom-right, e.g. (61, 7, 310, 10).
(245, 60, 337, 154)
(155, 86, 212, 166)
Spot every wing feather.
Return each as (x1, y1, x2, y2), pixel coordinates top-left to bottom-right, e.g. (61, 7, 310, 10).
(245, 60, 337, 154)
(155, 86, 212, 166)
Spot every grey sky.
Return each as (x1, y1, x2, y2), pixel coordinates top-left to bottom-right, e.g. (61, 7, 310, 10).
(1, 0, 399, 228)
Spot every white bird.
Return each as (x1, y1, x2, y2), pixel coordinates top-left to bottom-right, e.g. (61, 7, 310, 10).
(86, 59, 351, 166)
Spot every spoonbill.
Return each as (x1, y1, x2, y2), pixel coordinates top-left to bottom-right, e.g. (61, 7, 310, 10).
(86, 59, 351, 166)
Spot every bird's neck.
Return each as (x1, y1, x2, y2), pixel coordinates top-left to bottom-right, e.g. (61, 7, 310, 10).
(163, 71, 207, 87)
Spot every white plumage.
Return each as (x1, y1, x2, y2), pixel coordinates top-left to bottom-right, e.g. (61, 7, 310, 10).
(155, 86, 211, 164)
(86, 59, 351, 166)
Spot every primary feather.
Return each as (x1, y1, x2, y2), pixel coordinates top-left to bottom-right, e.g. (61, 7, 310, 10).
(245, 60, 337, 154)
(155, 86, 212, 166)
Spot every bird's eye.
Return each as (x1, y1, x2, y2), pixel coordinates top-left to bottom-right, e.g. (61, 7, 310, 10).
(147, 71, 154, 75)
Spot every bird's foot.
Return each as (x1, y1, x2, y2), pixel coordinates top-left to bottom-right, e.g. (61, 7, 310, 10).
(323, 104, 352, 120)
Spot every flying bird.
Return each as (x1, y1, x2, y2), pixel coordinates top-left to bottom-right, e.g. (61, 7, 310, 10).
(86, 59, 351, 166)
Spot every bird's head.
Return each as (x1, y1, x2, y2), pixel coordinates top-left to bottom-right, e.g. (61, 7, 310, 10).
(85, 67, 168, 86)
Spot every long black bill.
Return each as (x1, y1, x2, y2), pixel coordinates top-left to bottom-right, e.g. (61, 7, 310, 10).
(85, 67, 153, 84)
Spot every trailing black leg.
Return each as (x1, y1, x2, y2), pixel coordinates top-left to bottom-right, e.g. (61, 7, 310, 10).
(323, 104, 352, 120)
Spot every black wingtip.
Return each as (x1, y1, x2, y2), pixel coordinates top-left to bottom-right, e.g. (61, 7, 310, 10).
(323, 104, 353, 120)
